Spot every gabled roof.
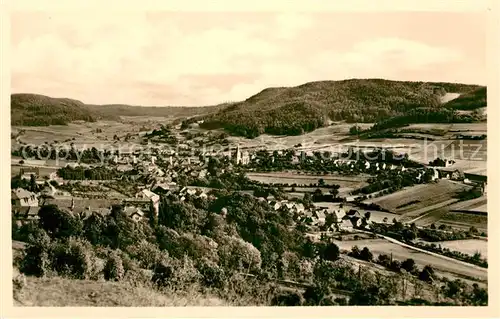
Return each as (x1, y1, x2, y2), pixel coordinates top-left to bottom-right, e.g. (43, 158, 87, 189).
(124, 206, 144, 217)
(12, 188, 36, 200)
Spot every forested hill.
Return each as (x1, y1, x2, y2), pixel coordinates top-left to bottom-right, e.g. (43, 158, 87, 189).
(199, 79, 484, 138)
(442, 87, 487, 110)
(11, 94, 102, 126)
(11, 94, 222, 126)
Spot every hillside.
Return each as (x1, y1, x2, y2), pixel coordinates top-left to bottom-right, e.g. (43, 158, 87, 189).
(199, 79, 484, 138)
(11, 94, 103, 126)
(11, 94, 221, 127)
(13, 271, 227, 307)
(86, 103, 222, 119)
(443, 87, 487, 110)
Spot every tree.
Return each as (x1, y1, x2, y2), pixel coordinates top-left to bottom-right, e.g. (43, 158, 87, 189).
(359, 247, 373, 261)
(29, 174, 37, 192)
(104, 250, 125, 281)
(318, 178, 325, 187)
(349, 125, 362, 136)
(329, 185, 341, 198)
(38, 205, 83, 239)
(318, 242, 340, 262)
(364, 211, 371, 221)
(312, 188, 323, 201)
(419, 265, 435, 282)
(401, 258, 416, 273)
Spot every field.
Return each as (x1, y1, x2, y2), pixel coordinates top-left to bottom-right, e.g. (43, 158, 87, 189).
(367, 180, 471, 218)
(12, 118, 169, 148)
(229, 123, 374, 153)
(332, 238, 487, 283)
(246, 172, 369, 188)
(416, 239, 488, 259)
(412, 196, 488, 232)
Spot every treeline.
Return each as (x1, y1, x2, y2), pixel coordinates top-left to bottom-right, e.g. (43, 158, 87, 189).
(57, 166, 121, 180)
(199, 79, 482, 138)
(370, 108, 480, 131)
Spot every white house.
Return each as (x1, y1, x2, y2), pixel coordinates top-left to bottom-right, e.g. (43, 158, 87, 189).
(135, 189, 160, 217)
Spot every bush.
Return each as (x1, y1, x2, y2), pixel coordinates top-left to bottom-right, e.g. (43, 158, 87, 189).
(50, 237, 98, 279)
(126, 239, 167, 270)
(401, 258, 416, 273)
(152, 256, 201, 290)
(104, 250, 125, 281)
(174, 233, 219, 262)
(218, 236, 262, 273)
(197, 258, 227, 289)
(359, 247, 373, 261)
(419, 265, 435, 282)
(271, 290, 304, 306)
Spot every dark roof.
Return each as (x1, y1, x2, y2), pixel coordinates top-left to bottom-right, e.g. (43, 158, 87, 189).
(45, 198, 122, 209)
(14, 206, 40, 219)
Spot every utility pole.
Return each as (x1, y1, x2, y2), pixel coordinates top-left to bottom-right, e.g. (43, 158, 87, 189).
(402, 276, 406, 301)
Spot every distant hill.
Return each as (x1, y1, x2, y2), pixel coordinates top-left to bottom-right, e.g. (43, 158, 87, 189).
(11, 94, 221, 126)
(443, 87, 487, 110)
(11, 94, 101, 126)
(86, 103, 222, 119)
(199, 79, 484, 138)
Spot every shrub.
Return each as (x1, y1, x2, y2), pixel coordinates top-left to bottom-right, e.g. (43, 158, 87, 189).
(152, 255, 201, 290)
(302, 285, 330, 306)
(104, 250, 125, 281)
(197, 258, 227, 289)
(377, 254, 391, 267)
(126, 239, 168, 270)
(218, 236, 262, 273)
(401, 258, 416, 273)
(50, 237, 98, 279)
(359, 247, 373, 261)
(175, 233, 219, 262)
(271, 290, 304, 306)
(419, 265, 435, 283)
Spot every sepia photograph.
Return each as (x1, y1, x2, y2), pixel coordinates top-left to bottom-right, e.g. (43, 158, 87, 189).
(3, 0, 498, 315)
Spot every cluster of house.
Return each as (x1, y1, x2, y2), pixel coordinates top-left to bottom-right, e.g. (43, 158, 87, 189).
(266, 199, 369, 231)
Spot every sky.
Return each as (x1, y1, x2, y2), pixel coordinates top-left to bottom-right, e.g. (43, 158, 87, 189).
(11, 11, 487, 106)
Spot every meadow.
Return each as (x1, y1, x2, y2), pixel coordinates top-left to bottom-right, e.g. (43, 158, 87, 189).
(332, 238, 487, 283)
(368, 180, 471, 217)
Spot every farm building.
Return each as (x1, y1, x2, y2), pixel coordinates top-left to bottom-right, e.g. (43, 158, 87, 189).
(12, 188, 39, 208)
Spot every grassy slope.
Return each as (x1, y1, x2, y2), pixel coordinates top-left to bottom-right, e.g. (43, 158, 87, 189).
(12, 241, 227, 307)
(13, 273, 227, 307)
(201, 79, 483, 137)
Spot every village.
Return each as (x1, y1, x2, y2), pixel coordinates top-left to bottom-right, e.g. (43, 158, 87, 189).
(11, 138, 487, 237)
